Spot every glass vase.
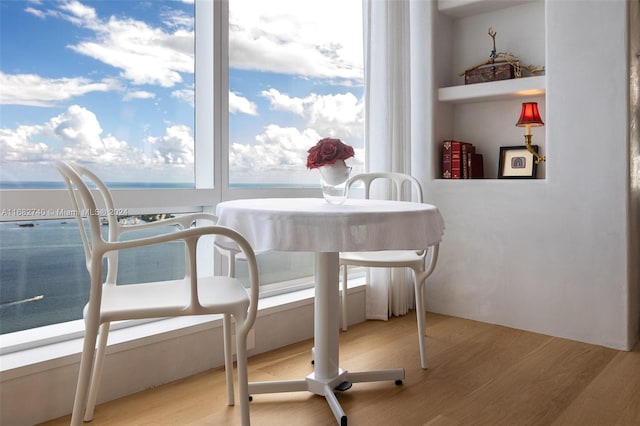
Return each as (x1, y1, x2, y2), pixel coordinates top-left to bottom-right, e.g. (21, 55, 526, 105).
(319, 160, 351, 205)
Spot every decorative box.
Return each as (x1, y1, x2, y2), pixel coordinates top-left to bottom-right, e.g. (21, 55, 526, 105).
(464, 63, 515, 85)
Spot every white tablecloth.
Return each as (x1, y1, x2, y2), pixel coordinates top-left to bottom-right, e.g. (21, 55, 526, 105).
(215, 198, 445, 253)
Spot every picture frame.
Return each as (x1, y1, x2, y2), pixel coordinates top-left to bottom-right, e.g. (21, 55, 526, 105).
(498, 145, 539, 179)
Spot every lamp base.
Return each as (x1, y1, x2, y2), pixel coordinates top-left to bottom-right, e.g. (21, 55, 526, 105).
(524, 135, 546, 164)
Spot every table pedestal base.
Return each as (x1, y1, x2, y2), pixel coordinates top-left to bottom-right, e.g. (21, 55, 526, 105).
(248, 368, 405, 426)
(248, 252, 404, 425)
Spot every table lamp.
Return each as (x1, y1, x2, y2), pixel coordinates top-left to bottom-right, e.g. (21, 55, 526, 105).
(515, 102, 545, 164)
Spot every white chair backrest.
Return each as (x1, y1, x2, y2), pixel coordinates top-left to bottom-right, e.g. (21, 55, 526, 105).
(56, 161, 120, 281)
(347, 172, 423, 203)
(56, 160, 259, 310)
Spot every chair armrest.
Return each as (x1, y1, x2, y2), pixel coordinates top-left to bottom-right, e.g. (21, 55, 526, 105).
(117, 212, 217, 234)
(96, 224, 261, 329)
(98, 224, 227, 254)
(415, 244, 440, 284)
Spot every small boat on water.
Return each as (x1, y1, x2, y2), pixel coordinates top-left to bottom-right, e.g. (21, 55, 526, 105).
(1, 294, 44, 307)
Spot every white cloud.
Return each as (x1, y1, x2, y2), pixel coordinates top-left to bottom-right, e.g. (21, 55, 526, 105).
(304, 92, 364, 139)
(229, 0, 363, 83)
(0, 72, 116, 107)
(0, 125, 50, 162)
(2, 0, 199, 107)
(230, 125, 321, 174)
(68, 26, 192, 88)
(59, 0, 96, 23)
(230, 92, 258, 115)
(261, 89, 364, 139)
(1, 105, 193, 174)
(48, 105, 141, 164)
(261, 89, 304, 115)
(228, 86, 364, 183)
(146, 124, 194, 166)
(27, 0, 194, 88)
(171, 88, 194, 107)
(24, 7, 46, 19)
(229, 123, 364, 184)
(124, 90, 156, 101)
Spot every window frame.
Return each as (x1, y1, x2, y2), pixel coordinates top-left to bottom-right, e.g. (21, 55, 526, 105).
(0, 0, 347, 353)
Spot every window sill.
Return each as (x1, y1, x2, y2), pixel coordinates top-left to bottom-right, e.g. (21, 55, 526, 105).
(0, 278, 366, 380)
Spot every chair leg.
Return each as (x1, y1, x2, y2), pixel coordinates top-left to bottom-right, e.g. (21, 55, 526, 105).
(70, 322, 100, 426)
(223, 313, 235, 406)
(235, 325, 251, 426)
(83, 322, 111, 421)
(341, 264, 348, 331)
(414, 278, 428, 369)
(413, 245, 439, 369)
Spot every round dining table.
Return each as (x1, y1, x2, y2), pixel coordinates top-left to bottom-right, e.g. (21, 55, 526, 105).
(215, 197, 445, 425)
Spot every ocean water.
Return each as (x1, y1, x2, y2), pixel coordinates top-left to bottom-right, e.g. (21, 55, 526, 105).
(0, 219, 186, 334)
(0, 181, 318, 334)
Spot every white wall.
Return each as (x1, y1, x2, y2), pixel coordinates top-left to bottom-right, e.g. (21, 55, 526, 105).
(629, 0, 640, 349)
(425, 0, 639, 351)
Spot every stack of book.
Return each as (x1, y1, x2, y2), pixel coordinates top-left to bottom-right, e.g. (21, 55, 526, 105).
(442, 140, 484, 179)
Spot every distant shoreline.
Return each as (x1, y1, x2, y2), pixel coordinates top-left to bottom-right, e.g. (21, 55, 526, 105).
(0, 181, 192, 189)
(0, 181, 314, 189)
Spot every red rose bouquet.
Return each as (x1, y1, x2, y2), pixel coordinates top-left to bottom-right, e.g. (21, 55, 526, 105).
(306, 138, 355, 169)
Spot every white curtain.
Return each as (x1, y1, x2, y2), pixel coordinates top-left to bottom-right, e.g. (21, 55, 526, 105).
(363, 0, 432, 320)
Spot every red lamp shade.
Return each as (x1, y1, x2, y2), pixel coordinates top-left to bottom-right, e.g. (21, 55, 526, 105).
(515, 102, 544, 127)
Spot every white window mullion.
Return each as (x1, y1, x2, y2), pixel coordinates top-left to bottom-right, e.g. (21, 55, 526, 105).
(195, 0, 217, 193)
(215, 0, 231, 200)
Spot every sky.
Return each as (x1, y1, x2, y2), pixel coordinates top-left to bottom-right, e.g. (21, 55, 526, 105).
(0, 0, 364, 186)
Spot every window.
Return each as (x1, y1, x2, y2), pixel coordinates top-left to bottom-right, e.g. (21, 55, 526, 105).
(227, 0, 364, 187)
(0, 0, 196, 188)
(225, 0, 365, 298)
(0, 218, 186, 334)
(0, 0, 204, 336)
(0, 0, 364, 336)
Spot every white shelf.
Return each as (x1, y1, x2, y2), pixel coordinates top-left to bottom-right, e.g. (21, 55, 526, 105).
(434, 0, 546, 179)
(438, 75, 545, 104)
(438, 0, 538, 19)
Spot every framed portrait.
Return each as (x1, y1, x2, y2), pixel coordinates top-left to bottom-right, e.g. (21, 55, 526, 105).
(498, 145, 539, 179)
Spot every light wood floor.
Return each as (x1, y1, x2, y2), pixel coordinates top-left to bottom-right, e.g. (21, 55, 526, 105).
(41, 312, 640, 426)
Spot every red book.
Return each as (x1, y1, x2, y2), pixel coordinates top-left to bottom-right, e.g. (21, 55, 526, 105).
(451, 141, 462, 179)
(443, 140, 474, 179)
(442, 141, 452, 179)
(450, 141, 473, 179)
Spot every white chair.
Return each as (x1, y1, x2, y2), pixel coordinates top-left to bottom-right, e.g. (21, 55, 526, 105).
(340, 172, 439, 369)
(56, 161, 259, 426)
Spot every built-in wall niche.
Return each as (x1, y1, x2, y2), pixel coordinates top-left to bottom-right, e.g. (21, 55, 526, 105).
(434, 0, 547, 180)
(448, 0, 545, 87)
(449, 96, 546, 179)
